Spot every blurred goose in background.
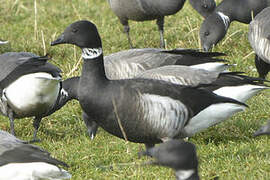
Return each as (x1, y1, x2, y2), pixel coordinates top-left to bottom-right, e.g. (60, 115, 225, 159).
(0, 39, 8, 45)
(0, 52, 61, 142)
(0, 130, 71, 180)
(200, 0, 269, 51)
(139, 140, 200, 180)
(107, 0, 186, 48)
(108, 0, 216, 48)
(254, 120, 270, 136)
(51, 20, 247, 149)
(189, 0, 216, 18)
(249, 7, 270, 79)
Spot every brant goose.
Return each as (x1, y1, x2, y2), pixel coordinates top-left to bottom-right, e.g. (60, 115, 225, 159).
(0, 130, 71, 180)
(139, 140, 199, 180)
(51, 70, 268, 140)
(51, 20, 247, 148)
(108, 0, 217, 48)
(189, 0, 216, 18)
(200, 0, 269, 51)
(0, 52, 61, 142)
(104, 48, 231, 75)
(107, 0, 186, 48)
(254, 120, 270, 136)
(249, 7, 270, 79)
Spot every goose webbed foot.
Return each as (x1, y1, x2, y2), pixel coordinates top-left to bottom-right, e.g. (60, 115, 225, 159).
(138, 143, 155, 158)
(28, 138, 41, 144)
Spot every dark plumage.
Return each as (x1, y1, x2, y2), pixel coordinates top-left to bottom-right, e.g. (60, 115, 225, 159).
(51, 20, 247, 148)
(50, 70, 268, 140)
(107, 0, 186, 48)
(200, 0, 270, 51)
(189, 0, 216, 18)
(0, 52, 62, 142)
(249, 7, 270, 79)
(139, 140, 199, 180)
(254, 120, 270, 136)
(0, 130, 71, 179)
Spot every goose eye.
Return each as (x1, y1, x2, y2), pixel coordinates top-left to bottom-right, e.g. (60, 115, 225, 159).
(204, 31, 209, 36)
(203, 4, 208, 9)
(72, 28, 78, 33)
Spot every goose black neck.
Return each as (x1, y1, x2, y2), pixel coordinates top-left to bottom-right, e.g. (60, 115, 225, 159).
(81, 53, 109, 87)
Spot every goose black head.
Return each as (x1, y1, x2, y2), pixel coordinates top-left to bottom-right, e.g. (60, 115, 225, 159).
(51, 20, 102, 49)
(139, 140, 200, 180)
(189, 0, 216, 18)
(200, 12, 228, 51)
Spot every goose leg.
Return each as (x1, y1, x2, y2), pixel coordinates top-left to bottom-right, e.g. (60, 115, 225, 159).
(120, 19, 134, 49)
(82, 111, 98, 140)
(138, 143, 155, 158)
(255, 54, 270, 79)
(124, 24, 133, 49)
(31, 117, 42, 143)
(156, 17, 165, 48)
(8, 109, 15, 136)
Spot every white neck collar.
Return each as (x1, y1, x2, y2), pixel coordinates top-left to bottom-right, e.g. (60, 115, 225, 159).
(217, 11, 230, 30)
(175, 169, 195, 180)
(82, 47, 103, 59)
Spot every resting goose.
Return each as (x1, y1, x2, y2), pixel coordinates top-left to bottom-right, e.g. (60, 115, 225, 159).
(51, 20, 247, 148)
(139, 140, 199, 180)
(0, 52, 61, 142)
(200, 0, 269, 51)
(249, 7, 270, 79)
(0, 130, 71, 180)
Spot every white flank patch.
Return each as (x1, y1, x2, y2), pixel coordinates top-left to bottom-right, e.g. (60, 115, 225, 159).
(175, 169, 195, 180)
(0, 162, 71, 180)
(190, 62, 230, 73)
(4, 72, 60, 116)
(183, 103, 246, 137)
(82, 47, 103, 59)
(214, 84, 269, 103)
(140, 94, 189, 138)
(217, 11, 230, 30)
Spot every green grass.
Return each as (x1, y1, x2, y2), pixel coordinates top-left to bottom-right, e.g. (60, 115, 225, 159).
(0, 0, 269, 179)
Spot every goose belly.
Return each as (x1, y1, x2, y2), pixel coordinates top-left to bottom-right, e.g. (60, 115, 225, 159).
(213, 85, 269, 103)
(0, 162, 71, 180)
(81, 92, 190, 144)
(4, 72, 60, 117)
(182, 103, 246, 137)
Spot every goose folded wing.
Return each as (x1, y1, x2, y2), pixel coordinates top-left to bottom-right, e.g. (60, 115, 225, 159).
(0, 143, 68, 167)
